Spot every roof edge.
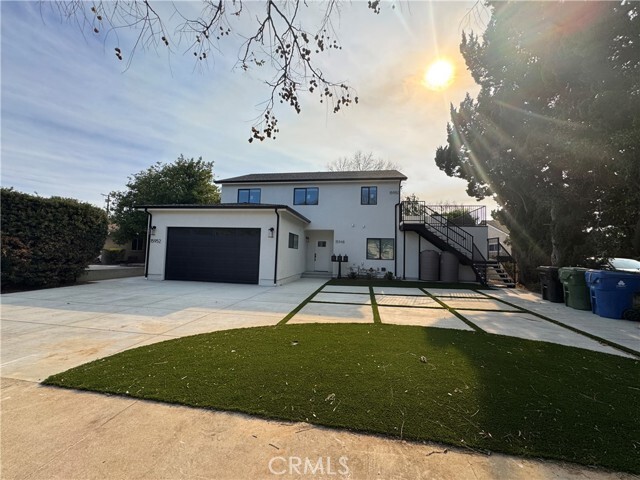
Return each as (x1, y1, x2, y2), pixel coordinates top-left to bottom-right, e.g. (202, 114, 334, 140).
(216, 170, 407, 184)
(135, 204, 311, 224)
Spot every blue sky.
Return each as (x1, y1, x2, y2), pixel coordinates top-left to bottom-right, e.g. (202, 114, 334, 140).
(1, 1, 493, 211)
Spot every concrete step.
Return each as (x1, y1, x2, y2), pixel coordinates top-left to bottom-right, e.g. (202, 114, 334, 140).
(301, 272, 333, 279)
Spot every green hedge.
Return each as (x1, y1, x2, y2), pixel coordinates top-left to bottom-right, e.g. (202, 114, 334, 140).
(1, 188, 108, 289)
(102, 248, 125, 265)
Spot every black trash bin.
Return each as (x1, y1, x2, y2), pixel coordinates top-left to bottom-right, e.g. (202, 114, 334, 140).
(537, 266, 564, 303)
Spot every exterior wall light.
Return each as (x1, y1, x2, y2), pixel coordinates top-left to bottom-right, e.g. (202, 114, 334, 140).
(150, 226, 157, 236)
(268, 227, 275, 238)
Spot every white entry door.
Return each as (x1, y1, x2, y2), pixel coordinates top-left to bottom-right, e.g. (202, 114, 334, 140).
(314, 240, 330, 272)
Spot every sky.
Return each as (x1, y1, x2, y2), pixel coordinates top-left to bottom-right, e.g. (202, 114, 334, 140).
(1, 1, 495, 212)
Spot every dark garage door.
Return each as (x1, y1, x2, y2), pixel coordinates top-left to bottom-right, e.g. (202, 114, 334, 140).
(165, 227, 261, 284)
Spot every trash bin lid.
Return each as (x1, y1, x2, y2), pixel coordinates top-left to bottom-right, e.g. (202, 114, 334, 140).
(537, 266, 559, 272)
(559, 267, 588, 283)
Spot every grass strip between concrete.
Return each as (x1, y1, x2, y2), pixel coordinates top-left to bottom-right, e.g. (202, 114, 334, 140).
(277, 282, 328, 325)
(369, 286, 381, 323)
(421, 288, 484, 333)
(475, 290, 640, 359)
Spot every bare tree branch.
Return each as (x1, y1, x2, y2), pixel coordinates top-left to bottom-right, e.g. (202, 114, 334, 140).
(327, 151, 399, 171)
(47, 0, 383, 142)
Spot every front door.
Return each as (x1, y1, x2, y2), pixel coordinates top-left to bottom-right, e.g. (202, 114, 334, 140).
(314, 240, 330, 272)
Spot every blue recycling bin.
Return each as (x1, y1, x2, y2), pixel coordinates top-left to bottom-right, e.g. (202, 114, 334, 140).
(585, 270, 640, 320)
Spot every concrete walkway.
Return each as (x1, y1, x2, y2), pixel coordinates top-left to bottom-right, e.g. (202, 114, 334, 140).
(1, 278, 638, 479)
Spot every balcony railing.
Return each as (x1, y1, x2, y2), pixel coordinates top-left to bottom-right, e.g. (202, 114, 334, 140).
(400, 201, 476, 260)
(423, 205, 486, 226)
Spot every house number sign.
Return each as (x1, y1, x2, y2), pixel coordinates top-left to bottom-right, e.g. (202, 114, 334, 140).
(150, 239, 162, 244)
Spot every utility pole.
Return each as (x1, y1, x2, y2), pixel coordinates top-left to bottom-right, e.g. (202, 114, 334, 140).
(100, 193, 111, 216)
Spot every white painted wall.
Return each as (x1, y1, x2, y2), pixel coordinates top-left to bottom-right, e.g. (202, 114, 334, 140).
(276, 210, 307, 284)
(145, 208, 307, 286)
(222, 179, 402, 274)
(397, 228, 481, 282)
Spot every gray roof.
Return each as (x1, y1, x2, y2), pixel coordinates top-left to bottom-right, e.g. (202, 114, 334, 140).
(487, 219, 509, 234)
(216, 170, 407, 184)
(135, 203, 310, 223)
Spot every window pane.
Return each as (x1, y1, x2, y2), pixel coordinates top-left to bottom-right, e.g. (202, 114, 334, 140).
(249, 189, 261, 203)
(288, 233, 299, 249)
(238, 190, 249, 203)
(367, 239, 380, 259)
(294, 189, 306, 205)
(369, 187, 377, 205)
(361, 187, 369, 205)
(306, 188, 319, 205)
(381, 239, 394, 260)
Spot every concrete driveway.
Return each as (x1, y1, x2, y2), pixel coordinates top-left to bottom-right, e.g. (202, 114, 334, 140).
(1, 277, 324, 382)
(2, 278, 637, 479)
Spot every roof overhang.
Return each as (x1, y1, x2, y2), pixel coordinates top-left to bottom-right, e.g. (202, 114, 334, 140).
(216, 170, 407, 184)
(135, 204, 311, 224)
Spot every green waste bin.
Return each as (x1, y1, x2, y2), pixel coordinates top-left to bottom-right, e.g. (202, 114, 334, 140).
(558, 267, 591, 310)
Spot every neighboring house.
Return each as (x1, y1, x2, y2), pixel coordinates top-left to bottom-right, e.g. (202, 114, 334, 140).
(487, 219, 511, 256)
(138, 170, 501, 286)
(101, 225, 146, 264)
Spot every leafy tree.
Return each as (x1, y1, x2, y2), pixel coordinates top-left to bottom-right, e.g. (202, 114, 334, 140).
(47, 1, 391, 141)
(110, 155, 220, 244)
(435, 2, 640, 283)
(327, 151, 398, 171)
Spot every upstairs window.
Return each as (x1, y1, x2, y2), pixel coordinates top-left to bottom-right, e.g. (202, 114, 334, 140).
(361, 186, 377, 205)
(238, 188, 261, 204)
(293, 187, 319, 205)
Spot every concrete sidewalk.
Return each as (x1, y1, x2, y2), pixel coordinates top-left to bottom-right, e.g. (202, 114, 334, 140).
(1, 378, 630, 480)
(1, 278, 638, 479)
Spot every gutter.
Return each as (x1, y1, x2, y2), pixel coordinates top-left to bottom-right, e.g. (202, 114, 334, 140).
(144, 208, 152, 278)
(274, 208, 280, 285)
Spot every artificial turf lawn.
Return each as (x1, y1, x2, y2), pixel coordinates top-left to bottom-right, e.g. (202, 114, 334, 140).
(44, 324, 640, 473)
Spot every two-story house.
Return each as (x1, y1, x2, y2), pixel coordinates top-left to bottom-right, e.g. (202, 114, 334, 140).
(139, 170, 509, 286)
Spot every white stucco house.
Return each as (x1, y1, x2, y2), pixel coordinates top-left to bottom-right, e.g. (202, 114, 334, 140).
(138, 170, 511, 286)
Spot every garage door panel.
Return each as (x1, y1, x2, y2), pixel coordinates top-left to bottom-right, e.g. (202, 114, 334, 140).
(165, 227, 260, 284)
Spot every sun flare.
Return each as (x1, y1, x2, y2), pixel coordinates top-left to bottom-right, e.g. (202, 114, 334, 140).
(423, 59, 455, 90)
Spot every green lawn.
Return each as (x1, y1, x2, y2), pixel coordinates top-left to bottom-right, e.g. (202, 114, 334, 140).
(44, 324, 640, 473)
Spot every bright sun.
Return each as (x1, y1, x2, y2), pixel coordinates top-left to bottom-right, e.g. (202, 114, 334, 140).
(423, 59, 455, 90)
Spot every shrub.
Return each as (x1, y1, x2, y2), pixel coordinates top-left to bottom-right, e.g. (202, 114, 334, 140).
(1, 188, 108, 290)
(102, 248, 125, 265)
(384, 271, 394, 280)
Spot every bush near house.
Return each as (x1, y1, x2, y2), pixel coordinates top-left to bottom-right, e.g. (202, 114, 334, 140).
(1, 188, 108, 290)
(101, 248, 126, 265)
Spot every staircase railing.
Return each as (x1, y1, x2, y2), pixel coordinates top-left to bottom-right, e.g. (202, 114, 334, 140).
(401, 201, 480, 261)
(487, 237, 513, 262)
(487, 237, 517, 284)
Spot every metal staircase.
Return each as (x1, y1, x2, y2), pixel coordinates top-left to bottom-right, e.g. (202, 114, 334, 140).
(399, 201, 490, 285)
(486, 238, 516, 288)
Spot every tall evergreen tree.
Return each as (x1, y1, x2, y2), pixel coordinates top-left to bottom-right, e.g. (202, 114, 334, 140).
(435, 2, 640, 283)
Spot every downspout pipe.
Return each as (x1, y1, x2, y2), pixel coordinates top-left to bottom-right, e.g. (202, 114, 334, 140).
(394, 202, 399, 279)
(395, 178, 403, 280)
(144, 208, 152, 279)
(273, 208, 280, 285)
